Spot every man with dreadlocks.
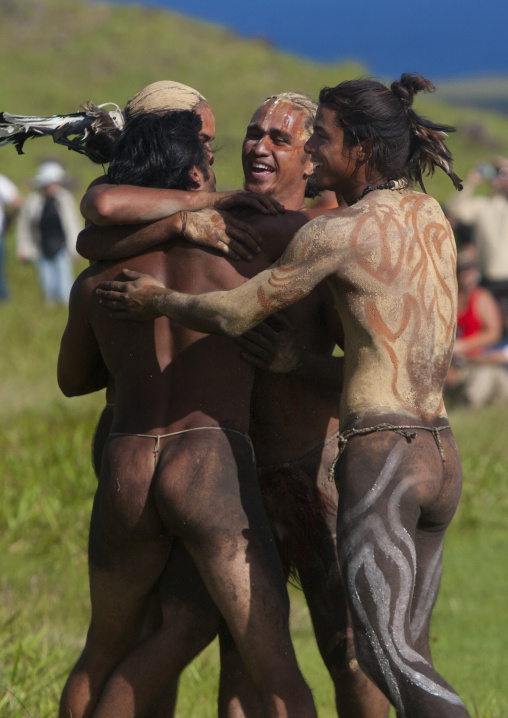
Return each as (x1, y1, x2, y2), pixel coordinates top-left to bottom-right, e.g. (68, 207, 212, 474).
(98, 74, 471, 718)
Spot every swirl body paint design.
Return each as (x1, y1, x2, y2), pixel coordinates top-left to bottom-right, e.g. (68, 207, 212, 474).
(330, 190, 457, 424)
(339, 438, 468, 717)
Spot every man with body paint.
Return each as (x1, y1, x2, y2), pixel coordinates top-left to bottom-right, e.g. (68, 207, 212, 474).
(79, 91, 390, 718)
(98, 74, 471, 718)
(57, 92, 317, 718)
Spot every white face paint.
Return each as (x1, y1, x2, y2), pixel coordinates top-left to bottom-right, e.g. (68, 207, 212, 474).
(340, 439, 467, 715)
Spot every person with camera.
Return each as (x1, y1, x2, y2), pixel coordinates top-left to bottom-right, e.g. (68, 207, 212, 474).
(446, 158, 508, 335)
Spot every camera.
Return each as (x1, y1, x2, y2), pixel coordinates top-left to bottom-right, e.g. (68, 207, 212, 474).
(476, 163, 497, 181)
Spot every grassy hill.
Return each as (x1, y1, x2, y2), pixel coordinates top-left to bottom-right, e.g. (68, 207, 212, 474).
(1, 0, 508, 204)
(438, 75, 508, 116)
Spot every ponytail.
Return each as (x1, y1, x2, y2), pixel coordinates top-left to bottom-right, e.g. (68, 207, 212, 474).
(319, 74, 462, 192)
(391, 74, 462, 191)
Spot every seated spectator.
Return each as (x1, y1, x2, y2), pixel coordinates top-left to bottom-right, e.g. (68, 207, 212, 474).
(446, 158, 508, 335)
(445, 245, 506, 407)
(463, 343, 508, 407)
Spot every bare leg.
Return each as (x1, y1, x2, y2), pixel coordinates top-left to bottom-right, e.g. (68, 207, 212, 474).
(59, 437, 173, 718)
(336, 428, 470, 718)
(218, 618, 263, 718)
(155, 431, 317, 718)
(296, 439, 390, 718)
(216, 437, 389, 718)
(92, 540, 219, 718)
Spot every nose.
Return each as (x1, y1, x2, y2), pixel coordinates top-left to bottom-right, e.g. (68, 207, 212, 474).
(205, 145, 214, 166)
(252, 135, 270, 155)
(304, 134, 316, 155)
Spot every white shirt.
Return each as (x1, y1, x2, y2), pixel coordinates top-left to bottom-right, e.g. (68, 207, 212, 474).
(447, 188, 508, 281)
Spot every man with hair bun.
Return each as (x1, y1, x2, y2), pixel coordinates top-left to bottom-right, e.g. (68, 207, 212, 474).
(99, 74, 471, 717)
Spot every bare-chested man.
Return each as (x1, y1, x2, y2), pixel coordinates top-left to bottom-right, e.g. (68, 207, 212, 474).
(98, 74, 471, 718)
(57, 108, 317, 718)
(79, 91, 389, 718)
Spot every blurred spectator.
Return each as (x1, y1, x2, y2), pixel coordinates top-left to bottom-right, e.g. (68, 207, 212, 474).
(16, 161, 81, 305)
(446, 157, 508, 334)
(0, 172, 22, 301)
(445, 245, 508, 407)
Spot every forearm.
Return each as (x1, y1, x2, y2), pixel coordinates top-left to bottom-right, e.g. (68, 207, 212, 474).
(455, 329, 501, 355)
(77, 215, 183, 261)
(152, 287, 256, 337)
(471, 349, 508, 365)
(445, 176, 480, 223)
(150, 253, 317, 336)
(80, 184, 213, 226)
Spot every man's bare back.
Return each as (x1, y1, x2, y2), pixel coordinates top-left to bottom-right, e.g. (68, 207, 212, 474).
(59, 210, 317, 718)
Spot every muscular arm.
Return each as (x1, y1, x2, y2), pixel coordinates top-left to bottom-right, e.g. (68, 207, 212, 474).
(98, 216, 340, 337)
(77, 216, 183, 261)
(78, 181, 269, 262)
(58, 276, 109, 397)
(445, 169, 484, 225)
(81, 182, 283, 227)
(77, 210, 263, 262)
(81, 182, 217, 226)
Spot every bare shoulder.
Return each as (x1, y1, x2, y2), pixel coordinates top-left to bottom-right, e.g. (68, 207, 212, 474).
(286, 204, 365, 255)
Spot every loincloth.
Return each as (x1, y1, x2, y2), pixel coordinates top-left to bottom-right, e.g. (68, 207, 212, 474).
(328, 422, 452, 481)
(109, 426, 255, 469)
(257, 431, 339, 581)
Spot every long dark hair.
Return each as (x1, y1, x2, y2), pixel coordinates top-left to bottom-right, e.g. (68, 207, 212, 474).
(107, 110, 208, 190)
(319, 73, 462, 192)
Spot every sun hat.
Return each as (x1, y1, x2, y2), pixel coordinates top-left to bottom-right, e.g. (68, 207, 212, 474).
(33, 161, 66, 188)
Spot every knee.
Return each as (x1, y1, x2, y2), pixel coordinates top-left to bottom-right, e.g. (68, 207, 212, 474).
(162, 599, 219, 655)
(186, 605, 220, 650)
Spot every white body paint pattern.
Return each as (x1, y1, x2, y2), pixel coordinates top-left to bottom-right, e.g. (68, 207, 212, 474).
(340, 439, 466, 716)
(410, 544, 443, 644)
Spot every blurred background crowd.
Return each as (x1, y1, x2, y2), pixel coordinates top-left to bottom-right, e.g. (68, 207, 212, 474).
(445, 158, 508, 408)
(0, 159, 80, 306)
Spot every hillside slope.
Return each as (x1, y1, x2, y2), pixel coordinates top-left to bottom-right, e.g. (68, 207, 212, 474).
(1, 0, 507, 203)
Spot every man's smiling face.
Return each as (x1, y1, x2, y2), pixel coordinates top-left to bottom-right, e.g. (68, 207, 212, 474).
(242, 99, 314, 208)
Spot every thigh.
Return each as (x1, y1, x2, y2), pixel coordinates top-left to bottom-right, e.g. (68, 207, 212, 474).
(88, 436, 173, 642)
(410, 430, 463, 656)
(293, 440, 350, 657)
(157, 538, 219, 647)
(55, 249, 73, 300)
(154, 431, 293, 678)
(335, 430, 466, 712)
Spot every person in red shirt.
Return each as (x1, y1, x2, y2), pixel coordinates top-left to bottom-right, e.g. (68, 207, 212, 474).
(446, 244, 503, 403)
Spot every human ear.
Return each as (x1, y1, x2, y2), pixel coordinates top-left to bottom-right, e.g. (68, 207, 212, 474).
(188, 167, 203, 189)
(356, 140, 373, 161)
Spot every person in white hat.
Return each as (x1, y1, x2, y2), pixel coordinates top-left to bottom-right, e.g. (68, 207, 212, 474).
(16, 161, 81, 304)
